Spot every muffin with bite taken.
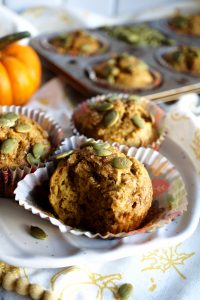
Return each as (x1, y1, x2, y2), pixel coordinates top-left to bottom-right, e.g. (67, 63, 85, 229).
(49, 140, 153, 235)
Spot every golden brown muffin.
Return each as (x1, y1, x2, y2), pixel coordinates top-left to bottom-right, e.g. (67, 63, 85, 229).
(73, 95, 158, 148)
(93, 53, 154, 89)
(169, 13, 200, 36)
(164, 45, 200, 74)
(0, 112, 51, 168)
(49, 142, 153, 235)
(48, 30, 104, 56)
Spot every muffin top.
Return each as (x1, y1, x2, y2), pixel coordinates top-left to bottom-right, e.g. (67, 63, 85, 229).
(93, 53, 154, 89)
(164, 45, 200, 74)
(73, 95, 158, 147)
(0, 112, 51, 168)
(48, 30, 104, 56)
(169, 13, 200, 36)
(50, 141, 153, 234)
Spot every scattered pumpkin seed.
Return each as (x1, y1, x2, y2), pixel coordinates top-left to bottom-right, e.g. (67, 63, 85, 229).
(95, 148, 112, 157)
(26, 153, 40, 165)
(0, 118, 15, 128)
(15, 123, 31, 133)
(30, 226, 47, 240)
(32, 143, 44, 159)
(117, 283, 133, 300)
(111, 67, 120, 76)
(112, 157, 132, 169)
(55, 150, 74, 159)
(0, 138, 18, 154)
(95, 102, 113, 112)
(103, 110, 119, 128)
(3, 112, 19, 122)
(131, 115, 145, 129)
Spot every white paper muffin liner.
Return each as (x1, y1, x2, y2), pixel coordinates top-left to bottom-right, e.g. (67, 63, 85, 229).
(0, 106, 64, 197)
(14, 136, 187, 239)
(71, 93, 167, 151)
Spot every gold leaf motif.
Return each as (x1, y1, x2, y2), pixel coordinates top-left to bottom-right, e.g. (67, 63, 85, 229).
(170, 112, 189, 121)
(50, 266, 123, 300)
(0, 262, 21, 277)
(191, 128, 200, 160)
(141, 244, 194, 280)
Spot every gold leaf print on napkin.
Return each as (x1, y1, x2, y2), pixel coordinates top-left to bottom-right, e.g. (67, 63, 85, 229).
(170, 112, 189, 121)
(141, 244, 194, 280)
(50, 266, 123, 300)
(191, 128, 200, 160)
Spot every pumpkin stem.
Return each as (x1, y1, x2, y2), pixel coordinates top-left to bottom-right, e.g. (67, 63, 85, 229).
(0, 31, 31, 50)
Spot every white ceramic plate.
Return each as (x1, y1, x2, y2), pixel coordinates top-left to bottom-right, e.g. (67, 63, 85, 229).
(0, 134, 199, 268)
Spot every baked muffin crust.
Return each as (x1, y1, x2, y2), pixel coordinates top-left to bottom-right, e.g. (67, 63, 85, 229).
(49, 143, 153, 235)
(73, 96, 158, 147)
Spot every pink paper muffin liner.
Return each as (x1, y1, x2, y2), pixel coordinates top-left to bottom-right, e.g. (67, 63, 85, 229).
(71, 93, 167, 151)
(14, 136, 187, 240)
(0, 106, 64, 198)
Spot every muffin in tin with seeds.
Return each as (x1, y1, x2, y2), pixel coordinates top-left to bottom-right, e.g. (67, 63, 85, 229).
(0, 112, 51, 168)
(72, 94, 165, 148)
(50, 140, 153, 235)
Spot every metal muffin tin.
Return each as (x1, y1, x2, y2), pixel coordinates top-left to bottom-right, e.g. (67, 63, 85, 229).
(30, 18, 200, 103)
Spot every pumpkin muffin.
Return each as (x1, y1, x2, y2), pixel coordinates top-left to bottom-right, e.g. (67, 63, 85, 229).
(49, 141, 153, 235)
(92, 53, 154, 89)
(169, 13, 200, 36)
(73, 95, 159, 148)
(163, 45, 200, 74)
(48, 30, 105, 56)
(0, 112, 51, 168)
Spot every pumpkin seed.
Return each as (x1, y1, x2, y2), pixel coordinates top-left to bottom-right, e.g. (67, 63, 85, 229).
(92, 142, 110, 150)
(30, 226, 47, 240)
(95, 148, 112, 157)
(0, 139, 18, 154)
(0, 118, 15, 128)
(80, 44, 93, 52)
(111, 67, 120, 76)
(15, 123, 31, 133)
(103, 110, 119, 128)
(106, 95, 119, 102)
(127, 95, 140, 102)
(112, 157, 132, 169)
(107, 75, 115, 84)
(131, 115, 145, 129)
(80, 139, 95, 148)
(55, 150, 74, 159)
(95, 102, 113, 112)
(117, 283, 133, 300)
(32, 143, 44, 159)
(3, 112, 19, 122)
(26, 153, 40, 165)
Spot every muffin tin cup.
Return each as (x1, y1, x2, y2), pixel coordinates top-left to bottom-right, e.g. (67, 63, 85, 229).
(0, 106, 64, 198)
(155, 46, 200, 77)
(71, 93, 167, 151)
(86, 64, 162, 93)
(14, 135, 187, 240)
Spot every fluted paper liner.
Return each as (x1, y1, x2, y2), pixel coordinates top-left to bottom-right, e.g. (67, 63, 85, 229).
(0, 106, 64, 198)
(14, 136, 187, 239)
(71, 94, 167, 151)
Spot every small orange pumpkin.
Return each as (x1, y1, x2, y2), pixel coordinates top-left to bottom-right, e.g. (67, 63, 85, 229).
(0, 31, 42, 106)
